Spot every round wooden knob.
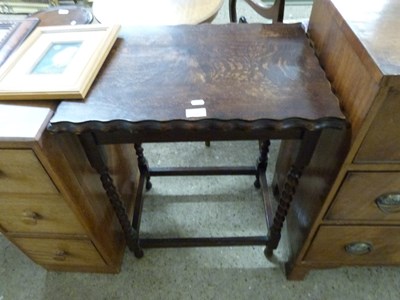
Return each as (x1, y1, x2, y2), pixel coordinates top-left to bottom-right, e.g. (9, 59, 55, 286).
(21, 211, 41, 225)
(53, 250, 68, 261)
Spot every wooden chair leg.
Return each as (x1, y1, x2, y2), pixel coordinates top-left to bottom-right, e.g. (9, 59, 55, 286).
(229, 0, 238, 22)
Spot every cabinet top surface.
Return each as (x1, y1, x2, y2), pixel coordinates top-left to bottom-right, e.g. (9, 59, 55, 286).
(0, 102, 54, 141)
(330, 0, 400, 77)
(49, 23, 344, 133)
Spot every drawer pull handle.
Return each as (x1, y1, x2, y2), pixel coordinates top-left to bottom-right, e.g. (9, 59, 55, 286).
(53, 250, 68, 261)
(375, 193, 400, 213)
(344, 242, 373, 255)
(21, 211, 42, 225)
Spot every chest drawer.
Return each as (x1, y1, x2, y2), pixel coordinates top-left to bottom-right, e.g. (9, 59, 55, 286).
(355, 88, 400, 163)
(12, 237, 107, 267)
(0, 194, 86, 234)
(326, 172, 400, 221)
(305, 226, 400, 264)
(0, 149, 58, 194)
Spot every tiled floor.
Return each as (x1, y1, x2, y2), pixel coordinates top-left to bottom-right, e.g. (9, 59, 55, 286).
(1, 1, 400, 299)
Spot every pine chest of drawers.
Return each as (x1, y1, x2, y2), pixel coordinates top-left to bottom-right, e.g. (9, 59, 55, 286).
(0, 102, 138, 272)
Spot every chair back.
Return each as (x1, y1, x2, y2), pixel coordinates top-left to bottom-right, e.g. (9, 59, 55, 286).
(229, 0, 285, 23)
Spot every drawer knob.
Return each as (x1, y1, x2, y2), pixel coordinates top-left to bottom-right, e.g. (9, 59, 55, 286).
(375, 193, 400, 213)
(344, 242, 373, 255)
(53, 250, 68, 261)
(21, 211, 42, 225)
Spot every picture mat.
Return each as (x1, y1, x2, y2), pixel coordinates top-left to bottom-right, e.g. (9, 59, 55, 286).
(0, 24, 120, 100)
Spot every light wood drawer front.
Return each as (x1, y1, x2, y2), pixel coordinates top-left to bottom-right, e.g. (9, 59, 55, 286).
(13, 237, 106, 267)
(305, 226, 400, 264)
(0, 194, 86, 234)
(326, 172, 400, 221)
(0, 149, 58, 194)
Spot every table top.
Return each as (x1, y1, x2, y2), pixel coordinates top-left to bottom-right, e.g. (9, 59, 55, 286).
(49, 23, 345, 137)
(92, 0, 224, 25)
(323, 0, 400, 79)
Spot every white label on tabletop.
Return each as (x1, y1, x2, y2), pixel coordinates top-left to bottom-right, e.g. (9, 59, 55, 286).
(185, 108, 207, 118)
(58, 9, 70, 15)
(190, 99, 205, 106)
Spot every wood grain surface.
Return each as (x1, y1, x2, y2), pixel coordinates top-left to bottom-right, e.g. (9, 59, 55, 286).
(50, 23, 344, 134)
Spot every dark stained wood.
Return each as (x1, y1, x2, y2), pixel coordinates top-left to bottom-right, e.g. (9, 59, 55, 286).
(31, 6, 93, 26)
(49, 23, 346, 269)
(50, 23, 344, 130)
(140, 236, 268, 248)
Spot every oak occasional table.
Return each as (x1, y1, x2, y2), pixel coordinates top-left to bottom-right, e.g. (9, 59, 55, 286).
(48, 23, 346, 264)
(92, 0, 224, 25)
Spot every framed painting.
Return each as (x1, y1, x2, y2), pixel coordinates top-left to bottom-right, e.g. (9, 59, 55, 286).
(0, 24, 120, 100)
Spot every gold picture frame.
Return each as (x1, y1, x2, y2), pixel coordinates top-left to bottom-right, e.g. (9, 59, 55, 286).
(0, 24, 120, 100)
